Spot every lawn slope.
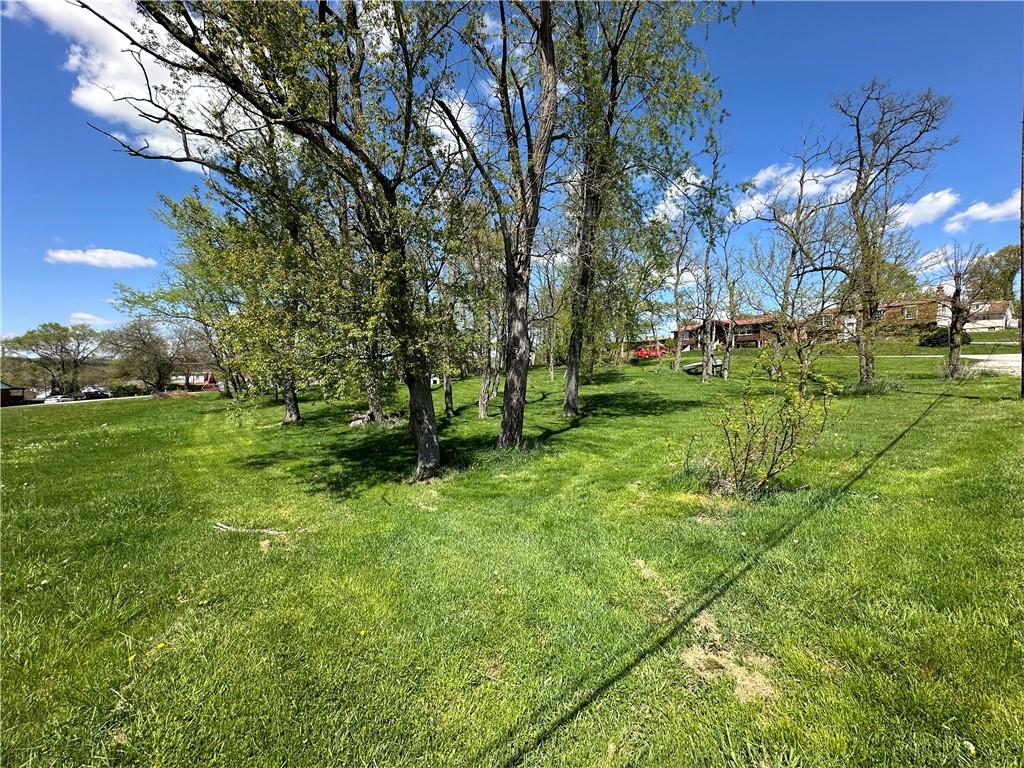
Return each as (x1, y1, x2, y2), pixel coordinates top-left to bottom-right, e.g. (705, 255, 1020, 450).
(2, 355, 1022, 767)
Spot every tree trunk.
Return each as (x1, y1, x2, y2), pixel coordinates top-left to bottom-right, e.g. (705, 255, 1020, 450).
(365, 374, 385, 422)
(497, 2, 556, 449)
(672, 332, 684, 371)
(855, 301, 875, 384)
(479, 360, 491, 418)
(498, 261, 532, 448)
(564, 169, 601, 417)
(490, 310, 504, 401)
(478, 316, 492, 418)
(443, 373, 454, 418)
(405, 368, 441, 480)
(547, 320, 556, 382)
(701, 320, 714, 382)
(948, 282, 965, 379)
(948, 325, 963, 378)
(723, 332, 734, 381)
(281, 379, 301, 423)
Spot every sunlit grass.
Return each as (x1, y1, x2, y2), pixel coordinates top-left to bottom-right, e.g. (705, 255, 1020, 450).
(2, 353, 1022, 766)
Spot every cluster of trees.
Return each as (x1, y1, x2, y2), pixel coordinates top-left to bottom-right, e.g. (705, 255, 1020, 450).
(23, 2, 1015, 477)
(3, 319, 214, 396)
(70, 0, 732, 478)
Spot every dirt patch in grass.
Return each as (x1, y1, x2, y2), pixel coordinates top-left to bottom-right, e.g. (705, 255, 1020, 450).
(631, 558, 681, 612)
(681, 611, 776, 703)
(476, 657, 504, 681)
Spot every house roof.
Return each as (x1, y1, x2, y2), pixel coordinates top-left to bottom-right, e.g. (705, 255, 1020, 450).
(675, 314, 776, 334)
(971, 300, 1012, 317)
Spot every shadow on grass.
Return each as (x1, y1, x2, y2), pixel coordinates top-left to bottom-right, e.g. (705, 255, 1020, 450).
(473, 385, 954, 767)
(233, 389, 702, 500)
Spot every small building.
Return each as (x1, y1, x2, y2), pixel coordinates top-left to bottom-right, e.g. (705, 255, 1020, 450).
(963, 300, 1017, 332)
(170, 371, 220, 391)
(0, 381, 27, 407)
(674, 314, 777, 350)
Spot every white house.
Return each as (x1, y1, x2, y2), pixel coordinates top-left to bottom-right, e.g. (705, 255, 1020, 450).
(960, 300, 1017, 332)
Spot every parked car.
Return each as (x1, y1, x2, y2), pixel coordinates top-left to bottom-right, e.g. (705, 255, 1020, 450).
(44, 395, 76, 404)
(75, 390, 111, 401)
(632, 345, 670, 359)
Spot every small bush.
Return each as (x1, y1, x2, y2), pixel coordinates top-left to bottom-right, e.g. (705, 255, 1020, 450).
(842, 378, 904, 396)
(919, 327, 971, 347)
(110, 382, 147, 398)
(685, 369, 836, 496)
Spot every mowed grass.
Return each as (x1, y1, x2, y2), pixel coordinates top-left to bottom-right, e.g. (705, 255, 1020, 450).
(2, 353, 1023, 767)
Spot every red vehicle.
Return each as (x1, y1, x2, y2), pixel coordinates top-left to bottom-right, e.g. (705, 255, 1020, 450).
(632, 344, 670, 359)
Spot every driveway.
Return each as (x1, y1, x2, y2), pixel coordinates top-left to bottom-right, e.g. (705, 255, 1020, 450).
(963, 354, 1022, 376)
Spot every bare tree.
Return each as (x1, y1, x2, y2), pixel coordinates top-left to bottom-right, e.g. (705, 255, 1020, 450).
(922, 242, 992, 378)
(669, 218, 696, 372)
(751, 138, 848, 390)
(831, 80, 955, 384)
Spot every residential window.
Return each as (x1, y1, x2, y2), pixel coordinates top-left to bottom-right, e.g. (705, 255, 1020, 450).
(902, 305, 917, 320)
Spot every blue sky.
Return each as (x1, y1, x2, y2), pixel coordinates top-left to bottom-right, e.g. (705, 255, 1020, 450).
(2, 1, 1021, 336)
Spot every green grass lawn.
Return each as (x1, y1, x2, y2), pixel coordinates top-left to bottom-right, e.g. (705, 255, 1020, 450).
(2, 354, 1023, 767)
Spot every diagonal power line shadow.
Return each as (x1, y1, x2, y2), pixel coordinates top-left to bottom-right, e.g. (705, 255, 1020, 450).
(474, 385, 955, 768)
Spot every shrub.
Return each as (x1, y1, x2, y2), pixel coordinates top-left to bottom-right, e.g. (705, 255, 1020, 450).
(842, 378, 904, 396)
(687, 370, 836, 496)
(919, 327, 971, 347)
(109, 382, 147, 398)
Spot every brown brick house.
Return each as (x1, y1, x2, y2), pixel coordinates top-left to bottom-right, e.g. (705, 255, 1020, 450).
(674, 314, 778, 349)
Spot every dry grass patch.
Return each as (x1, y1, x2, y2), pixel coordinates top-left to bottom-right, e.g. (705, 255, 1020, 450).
(682, 610, 776, 703)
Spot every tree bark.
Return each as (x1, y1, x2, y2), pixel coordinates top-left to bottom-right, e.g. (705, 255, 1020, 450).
(281, 379, 301, 423)
(478, 361, 491, 418)
(478, 315, 492, 418)
(443, 373, 454, 418)
(405, 367, 441, 480)
(700, 319, 715, 382)
(855, 299, 876, 384)
(365, 374, 385, 422)
(564, 166, 602, 417)
(498, 256, 532, 448)
(547, 319, 556, 382)
(948, 280, 965, 378)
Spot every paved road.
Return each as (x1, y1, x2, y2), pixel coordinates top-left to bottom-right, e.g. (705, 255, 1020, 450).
(962, 353, 1022, 376)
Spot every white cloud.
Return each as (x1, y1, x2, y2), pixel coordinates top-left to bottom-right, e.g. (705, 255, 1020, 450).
(69, 312, 113, 326)
(652, 168, 705, 221)
(45, 248, 157, 268)
(427, 90, 480, 156)
(914, 245, 950, 277)
(944, 188, 1021, 233)
(9, 0, 239, 172)
(732, 163, 854, 223)
(894, 188, 960, 227)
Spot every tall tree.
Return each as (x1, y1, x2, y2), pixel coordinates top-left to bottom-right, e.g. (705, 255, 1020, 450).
(109, 318, 176, 393)
(84, 0, 464, 478)
(6, 323, 105, 396)
(561, 1, 723, 415)
(437, 1, 559, 448)
(832, 79, 954, 384)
